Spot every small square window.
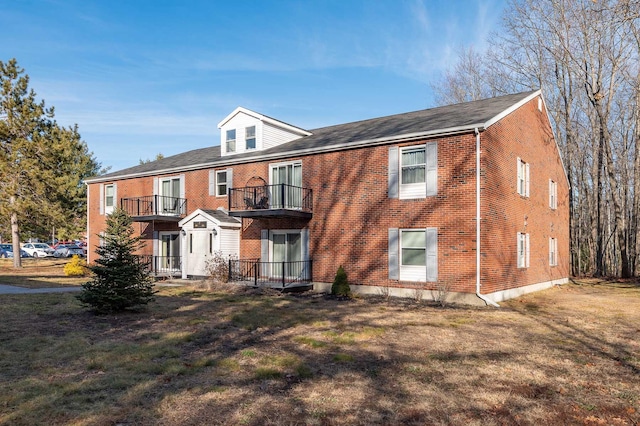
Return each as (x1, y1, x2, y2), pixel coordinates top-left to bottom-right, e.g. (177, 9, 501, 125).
(246, 126, 256, 150)
(226, 129, 236, 153)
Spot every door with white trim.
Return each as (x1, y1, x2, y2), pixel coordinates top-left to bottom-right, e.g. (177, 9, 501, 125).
(185, 230, 213, 276)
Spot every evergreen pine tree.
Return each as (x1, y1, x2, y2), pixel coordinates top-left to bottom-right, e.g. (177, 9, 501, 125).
(77, 207, 155, 313)
(331, 265, 351, 297)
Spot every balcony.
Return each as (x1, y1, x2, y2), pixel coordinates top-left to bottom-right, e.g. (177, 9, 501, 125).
(121, 195, 187, 222)
(229, 258, 313, 290)
(228, 184, 313, 219)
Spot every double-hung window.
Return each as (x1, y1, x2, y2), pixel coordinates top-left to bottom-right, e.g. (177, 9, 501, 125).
(245, 126, 256, 150)
(104, 184, 114, 214)
(389, 143, 437, 199)
(549, 179, 557, 209)
(216, 170, 228, 197)
(549, 237, 558, 266)
(517, 158, 530, 197)
(402, 148, 426, 186)
(388, 228, 437, 282)
(226, 129, 236, 153)
(517, 232, 530, 268)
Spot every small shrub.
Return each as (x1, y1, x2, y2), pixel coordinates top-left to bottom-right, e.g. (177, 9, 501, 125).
(331, 265, 351, 297)
(64, 255, 87, 276)
(205, 251, 230, 284)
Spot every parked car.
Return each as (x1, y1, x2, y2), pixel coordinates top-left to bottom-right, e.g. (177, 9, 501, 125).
(22, 242, 55, 258)
(0, 244, 31, 258)
(53, 244, 85, 258)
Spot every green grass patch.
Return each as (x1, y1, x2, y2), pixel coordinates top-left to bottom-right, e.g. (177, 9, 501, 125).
(333, 353, 354, 362)
(293, 335, 327, 348)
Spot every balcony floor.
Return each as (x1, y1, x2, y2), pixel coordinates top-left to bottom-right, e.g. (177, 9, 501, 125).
(228, 208, 312, 219)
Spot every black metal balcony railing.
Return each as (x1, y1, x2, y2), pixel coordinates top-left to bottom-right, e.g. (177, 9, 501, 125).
(139, 255, 182, 277)
(121, 195, 187, 219)
(228, 184, 312, 218)
(228, 258, 312, 288)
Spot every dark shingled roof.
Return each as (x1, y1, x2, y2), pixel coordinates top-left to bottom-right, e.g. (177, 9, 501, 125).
(200, 209, 241, 225)
(91, 90, 537, 181)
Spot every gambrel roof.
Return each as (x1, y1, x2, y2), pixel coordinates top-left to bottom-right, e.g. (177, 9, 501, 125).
(87, 90, 539, 183)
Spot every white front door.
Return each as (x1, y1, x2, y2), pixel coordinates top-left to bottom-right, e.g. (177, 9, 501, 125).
(185, 230, 212, 276)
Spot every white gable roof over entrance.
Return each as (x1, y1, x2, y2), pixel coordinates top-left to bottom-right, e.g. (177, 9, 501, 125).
(178, 208, 241, 229)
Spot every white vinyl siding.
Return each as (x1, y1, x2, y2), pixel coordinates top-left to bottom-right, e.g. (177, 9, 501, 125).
(219, 110, 306, 156)
(393, 143, 437, 199)
(390, 228, 437, 282)
(549, 179, 557, 209)
(517, 157, 530, 197)
(262, 122, 301, 149)
(220, 227, 240, 259)
(549, 237, 558, 266)
(517, 232, 530, 268)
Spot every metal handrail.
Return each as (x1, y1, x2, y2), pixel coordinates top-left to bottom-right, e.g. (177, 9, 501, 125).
(121, 195, 188, 217)
(228, 184, 312, 213)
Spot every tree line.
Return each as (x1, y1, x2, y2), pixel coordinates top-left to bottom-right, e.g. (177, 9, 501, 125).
(433, 0, 640, 277)
(0, 59, 102, 268)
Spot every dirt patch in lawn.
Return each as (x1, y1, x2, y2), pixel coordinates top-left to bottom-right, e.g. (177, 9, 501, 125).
(0, 276, 639, 425)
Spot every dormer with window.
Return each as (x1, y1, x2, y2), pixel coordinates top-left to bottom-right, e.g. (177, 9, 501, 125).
(217, 107, 311, 156)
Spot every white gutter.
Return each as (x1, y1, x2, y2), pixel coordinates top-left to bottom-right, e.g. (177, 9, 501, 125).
(475, 127, 500, 307)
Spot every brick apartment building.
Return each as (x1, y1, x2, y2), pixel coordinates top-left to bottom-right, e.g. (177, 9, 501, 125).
(85, 90, 569, 306)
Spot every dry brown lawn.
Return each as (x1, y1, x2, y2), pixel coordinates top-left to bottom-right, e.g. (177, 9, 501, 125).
(0, 265, 638, 425)
(0, 258, 85, 288)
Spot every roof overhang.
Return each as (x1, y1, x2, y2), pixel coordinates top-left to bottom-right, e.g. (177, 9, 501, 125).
(217, 106, 311, 137)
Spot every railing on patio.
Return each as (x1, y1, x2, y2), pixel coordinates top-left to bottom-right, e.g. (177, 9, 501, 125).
(228, 184, 312, 217)
(228, 258, 313, 288)
(121, 195, 187, 219)
(139, 255, 182, 277)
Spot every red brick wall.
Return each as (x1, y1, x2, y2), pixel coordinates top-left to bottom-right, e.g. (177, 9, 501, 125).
(87, 95, 569, 296)
(481, 96, 570, 294)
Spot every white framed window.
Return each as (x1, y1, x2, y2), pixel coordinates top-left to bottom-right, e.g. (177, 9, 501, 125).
(388, 228, 437, 282)
(549, 237, 558, 266)
(549, 179, 557, 209)
(226, 129, 236, 153)
(216, 170, 228, 197)
(104, 184, 115, 214)
(517, 157, 530, 197)
(390, 143, 437, 199)
(401, 147, 426, 186)
(245, 125, 256, 150)
(517, 232, 530, 268)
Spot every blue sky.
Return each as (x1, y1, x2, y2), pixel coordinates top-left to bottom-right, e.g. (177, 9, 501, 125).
(1, 0, 505, 172)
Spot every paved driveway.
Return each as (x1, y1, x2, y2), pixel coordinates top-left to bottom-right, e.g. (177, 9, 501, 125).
(0, 284, 82, 294)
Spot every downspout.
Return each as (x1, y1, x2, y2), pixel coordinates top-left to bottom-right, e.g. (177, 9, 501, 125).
(475, 127, 500, 307)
